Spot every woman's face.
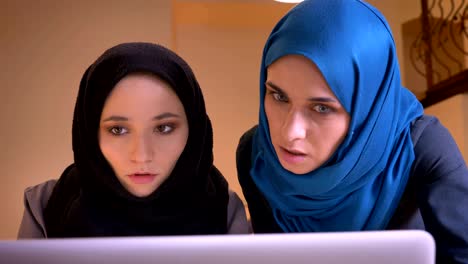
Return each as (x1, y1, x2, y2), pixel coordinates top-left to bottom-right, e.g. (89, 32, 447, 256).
(99, 73, 189, 197)
(265, 55, 350, 174)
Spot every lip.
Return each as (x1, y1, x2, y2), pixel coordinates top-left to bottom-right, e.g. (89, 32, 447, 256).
(279, 147, 307, 165)
(128, 173, 157, 184)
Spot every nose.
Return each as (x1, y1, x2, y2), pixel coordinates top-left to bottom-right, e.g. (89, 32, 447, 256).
(282, 109, 307, 142)
(130, 134, 153, 163)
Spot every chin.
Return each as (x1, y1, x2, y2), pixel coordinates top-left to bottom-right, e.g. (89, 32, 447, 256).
(281, 163, 316, 175)
(129, 188, 156, 198)
(286, 168, 311, 175)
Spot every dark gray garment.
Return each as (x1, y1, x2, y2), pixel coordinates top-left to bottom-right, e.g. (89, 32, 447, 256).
(17, 180, 251, 238)
(236, 115, 468, 264)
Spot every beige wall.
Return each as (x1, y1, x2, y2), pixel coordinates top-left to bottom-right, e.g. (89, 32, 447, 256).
(1, 0, 172, 239)
(1, 0, 466, 239)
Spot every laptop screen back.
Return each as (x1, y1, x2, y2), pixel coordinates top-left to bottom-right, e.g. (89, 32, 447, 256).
(0, 230, 435, 264)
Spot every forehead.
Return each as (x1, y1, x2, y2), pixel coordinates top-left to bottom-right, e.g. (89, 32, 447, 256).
(266, 55, 336, 98)
(102, 73, 184, 115)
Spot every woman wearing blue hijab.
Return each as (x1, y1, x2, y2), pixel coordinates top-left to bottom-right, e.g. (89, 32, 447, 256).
(236, 0, 468, 263)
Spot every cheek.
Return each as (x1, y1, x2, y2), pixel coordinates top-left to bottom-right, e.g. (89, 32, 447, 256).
(264, 99, 272, 121)
(166, 139, 186, 161)
(264, 100, 282, 132)
(99, 136, 126, 172)
(321, 115, 350, 152)
(177, 130, 189, 156)
(334, 113, 350, 140)
(159, 129, 189, 167)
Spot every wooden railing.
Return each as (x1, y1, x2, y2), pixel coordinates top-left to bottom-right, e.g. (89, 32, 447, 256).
(412, 0, 467, 107)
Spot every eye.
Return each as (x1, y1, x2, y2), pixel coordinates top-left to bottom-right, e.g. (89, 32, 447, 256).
(313, 104, 332, 114)
(109, 126, 128, 135)
(273, 93, 287, 102)
(268, 90, 288, 102)
(155, 124, 174, 134)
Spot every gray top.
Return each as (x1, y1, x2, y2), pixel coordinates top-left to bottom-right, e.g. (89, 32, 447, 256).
(17, 180, 251, 238)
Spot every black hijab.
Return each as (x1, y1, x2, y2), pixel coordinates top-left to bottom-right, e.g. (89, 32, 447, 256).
(44, 42, 229, 237)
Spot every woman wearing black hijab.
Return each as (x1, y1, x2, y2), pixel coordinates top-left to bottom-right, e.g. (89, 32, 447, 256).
(18, 42, 249, 237)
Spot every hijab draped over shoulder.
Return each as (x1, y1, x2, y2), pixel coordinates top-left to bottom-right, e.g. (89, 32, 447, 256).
(251, 0, 424, 232)
(44, 42, 229, 237)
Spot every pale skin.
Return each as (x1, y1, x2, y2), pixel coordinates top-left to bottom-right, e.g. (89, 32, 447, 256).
(265, 54, 351, 174)
(99, 72, 189, 198)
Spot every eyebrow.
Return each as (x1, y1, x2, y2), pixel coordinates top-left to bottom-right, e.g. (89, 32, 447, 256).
(265, 81, 338, 103)
(102, 112, 181, 122)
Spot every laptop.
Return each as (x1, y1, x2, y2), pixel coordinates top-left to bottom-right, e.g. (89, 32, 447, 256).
(0, 230, 435, 264)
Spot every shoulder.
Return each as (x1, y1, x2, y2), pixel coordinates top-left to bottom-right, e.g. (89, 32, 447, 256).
(411, 114, 458, 151)
(18, 179, 57, 238)
(411, 114, 450, 145)
(24, 180, 57, 206)
(411, 114, 466, 179)
(237, 125, 257, 153)
(236, 125, 258, 173)
(226, 189, 251, 234)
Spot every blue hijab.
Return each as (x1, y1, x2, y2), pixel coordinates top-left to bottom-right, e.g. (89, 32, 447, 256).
(251, 0, 424, 232)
